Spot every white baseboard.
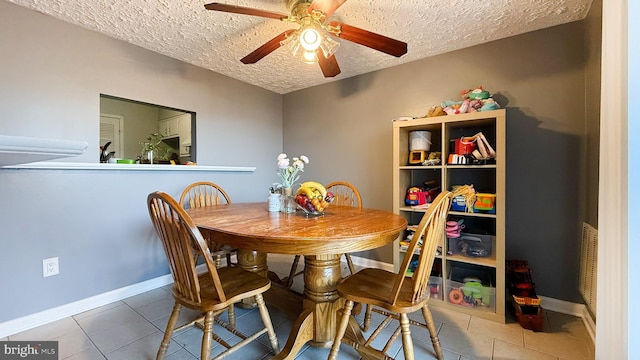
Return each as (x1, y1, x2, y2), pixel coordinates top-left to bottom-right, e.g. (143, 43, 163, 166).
(0, 274, 173, 338)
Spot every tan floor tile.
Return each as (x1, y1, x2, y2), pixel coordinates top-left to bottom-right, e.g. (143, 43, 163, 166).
(104, 331, 182, 360)
(545, 311, 591, 341)
(73, 301, 123, 320)
(90, 315, 158, 354)
(493, 339, 558, 360)
(438, 322, 493, 360)
(133, 296, 176, 322)
(9, 316, 80, 340)
(524, 330, 594, 360)
(429, 305, 471, 330)
(63, 346, 107, 360)
(164, 348, 198, 360)
(74, 303, 144, 335)
(122, 288, 172, 309)
(53, 327, 95, 359)
(468, 316, 524, 346)
(442, 349, 462, 360)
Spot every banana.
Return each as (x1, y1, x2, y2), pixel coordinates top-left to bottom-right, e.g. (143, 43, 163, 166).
(296, 185, 318, 199)
(300, 181, 327, 199)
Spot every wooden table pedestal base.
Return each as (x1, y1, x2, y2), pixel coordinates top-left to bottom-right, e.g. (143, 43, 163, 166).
(238, 250, 344, 359)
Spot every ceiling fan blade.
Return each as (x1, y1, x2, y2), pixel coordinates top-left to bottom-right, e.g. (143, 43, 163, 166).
(308, 0, 347, 18)
(328, 21, 407, 57)
(204, 2, 287, 20)
(316, 49, 341, 77)
(241, 30, 296, 64)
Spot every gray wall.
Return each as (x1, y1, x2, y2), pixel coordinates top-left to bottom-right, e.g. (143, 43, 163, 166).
(284, 20, 597, 303)
(0, 1, 282, 322)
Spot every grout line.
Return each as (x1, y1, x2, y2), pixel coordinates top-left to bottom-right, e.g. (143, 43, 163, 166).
(68, 317, 107, 360)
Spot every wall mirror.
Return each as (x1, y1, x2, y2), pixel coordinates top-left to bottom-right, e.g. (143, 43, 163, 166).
(99, 94, 195, 164)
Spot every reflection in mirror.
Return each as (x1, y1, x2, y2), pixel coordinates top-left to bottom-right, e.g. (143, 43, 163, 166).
(99, 94, 195, 164)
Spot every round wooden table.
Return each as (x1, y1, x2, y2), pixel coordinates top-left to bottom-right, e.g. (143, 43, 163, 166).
(188, 202, 407, 360)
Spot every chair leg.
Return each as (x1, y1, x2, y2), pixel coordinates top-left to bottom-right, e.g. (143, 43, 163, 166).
(362, 304, 372, 332)
(344, 253, 356, 275)
(421, 305, 444, 360)
(214, 255, 223, 269)
(399, 313, 415, 360)
(255, 293, 280, 353)
(157, 303, 181, 360)
(228, 304, 236, 328)
(328, 300, 354, 360)
(201, 311, 214, 360)
(286, 255, 301, 288)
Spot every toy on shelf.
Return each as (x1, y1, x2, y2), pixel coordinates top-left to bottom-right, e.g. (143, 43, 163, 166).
(507, 260, 544, 331)
(426, 105, 447, 117)
(405, 181, 440, 207)
(448, 278, 492, 308)
(441, 86, 501, 115)
(454, 132, 496, 162)
(446, 219, 464, 238)
(422, 151, 441, 166)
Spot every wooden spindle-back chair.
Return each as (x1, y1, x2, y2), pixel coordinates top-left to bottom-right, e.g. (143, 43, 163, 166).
(328, 189, 465, 360)
(147, 191, 279, 360)
(179, 181, 236, 268)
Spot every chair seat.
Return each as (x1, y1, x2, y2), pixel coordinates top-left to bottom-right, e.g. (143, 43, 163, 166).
(176, 266, 271, 311)
(338, 268, 430, 314)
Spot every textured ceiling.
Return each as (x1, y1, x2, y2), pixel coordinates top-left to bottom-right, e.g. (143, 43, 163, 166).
(8, 0, 592, 94)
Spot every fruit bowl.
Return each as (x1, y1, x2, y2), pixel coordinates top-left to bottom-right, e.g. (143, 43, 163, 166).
(295, 181, 335, 216)
(296, 203, 325, 216)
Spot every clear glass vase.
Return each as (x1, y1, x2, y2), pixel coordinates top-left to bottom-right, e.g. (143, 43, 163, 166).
(142, 148, 156, 164)
(280, 187, 296, 213)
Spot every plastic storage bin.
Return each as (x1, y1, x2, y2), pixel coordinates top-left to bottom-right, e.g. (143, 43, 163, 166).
(448, 233, 494, 258)
(446, 279, 495, 312)
(449, 265, 494, 285)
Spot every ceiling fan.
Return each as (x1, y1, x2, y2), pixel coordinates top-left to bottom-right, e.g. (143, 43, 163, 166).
(204, 0, 408, 78)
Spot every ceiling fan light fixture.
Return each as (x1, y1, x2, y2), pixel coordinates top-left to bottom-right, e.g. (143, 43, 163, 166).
(281, 32, 302, 57)
(320, 34, 340, 58)
(301, 50, 318, 64)
(299, 26, 322, 51)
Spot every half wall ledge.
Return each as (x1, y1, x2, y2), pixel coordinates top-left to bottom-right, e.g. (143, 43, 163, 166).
(0, 134, 88, 166)
(1, 162, 256, 172)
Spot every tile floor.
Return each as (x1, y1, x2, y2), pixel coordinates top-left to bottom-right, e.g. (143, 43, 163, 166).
(4, 255, 594, 360)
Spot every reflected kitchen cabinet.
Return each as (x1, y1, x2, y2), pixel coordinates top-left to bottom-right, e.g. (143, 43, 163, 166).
(160, 113, 192, 157)
(159, 117, 179, 138)
(177, 114, 192, 156)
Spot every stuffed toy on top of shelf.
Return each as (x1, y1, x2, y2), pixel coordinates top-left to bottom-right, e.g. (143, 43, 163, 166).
(441, 86, 501, 115)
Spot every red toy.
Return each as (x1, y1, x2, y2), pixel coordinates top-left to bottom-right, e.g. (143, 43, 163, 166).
(507, 260, 544, 331)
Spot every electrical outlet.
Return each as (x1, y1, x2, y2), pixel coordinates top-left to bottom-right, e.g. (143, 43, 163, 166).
(43, 257, 59, 277)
